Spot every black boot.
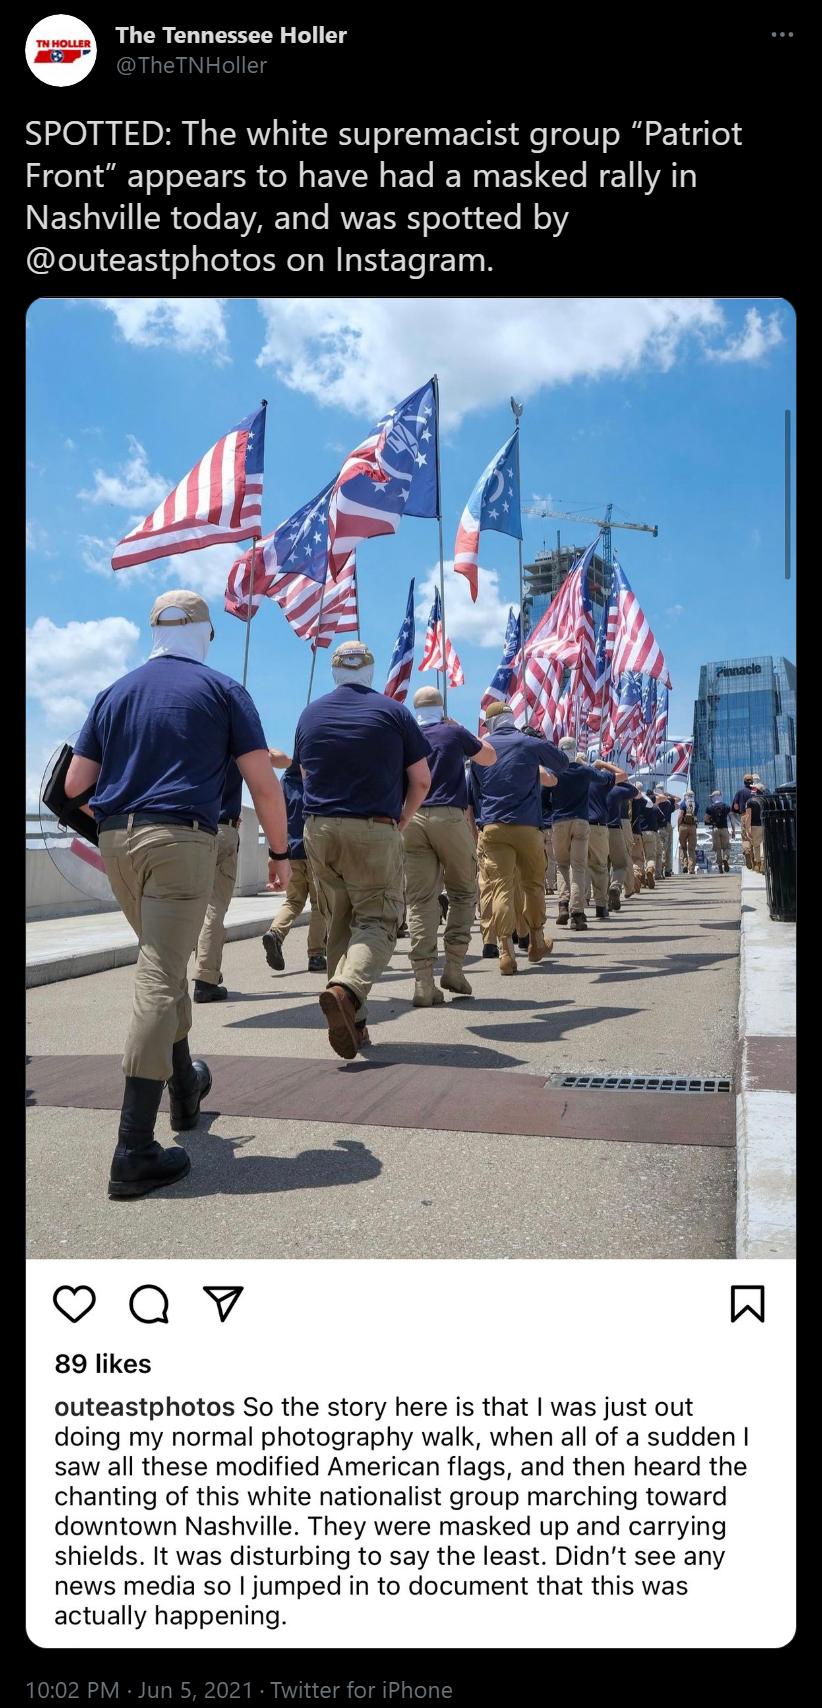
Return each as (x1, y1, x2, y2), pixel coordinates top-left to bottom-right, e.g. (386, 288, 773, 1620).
(595, 906, 609, 920)
(166, 1038, 212, 1132)
(108, 1077, 190, 1201)
(193, 979, 228, 1003)
(307, 952, 327, 973)
(482, 942, 499, 959)
(569, 912, 588, 931)
(517, 934, 530, 954)
(262, 929, 285, 971)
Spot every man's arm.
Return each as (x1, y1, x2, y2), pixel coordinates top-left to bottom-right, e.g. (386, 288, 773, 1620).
(472, 740, 497, 768)
(399, 757, 431, 833)
(268, 746, 293, 769)
(64, 755, 101, 818)
(539, 766, 558, 787)
(236, 749, 290, 884)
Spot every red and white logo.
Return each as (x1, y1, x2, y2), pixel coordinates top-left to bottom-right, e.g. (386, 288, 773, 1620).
(26, 14, 97, 84)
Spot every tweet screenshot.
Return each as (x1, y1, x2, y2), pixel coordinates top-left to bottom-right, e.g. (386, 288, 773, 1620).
(23, 13, 799, 1693)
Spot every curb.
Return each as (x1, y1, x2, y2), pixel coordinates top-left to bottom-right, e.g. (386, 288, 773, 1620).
(735, 870, 796, 1258)
(26, 908, 282, 989)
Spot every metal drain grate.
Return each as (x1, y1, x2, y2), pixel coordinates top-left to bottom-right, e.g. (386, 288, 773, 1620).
(549, 1073, 733, 1094)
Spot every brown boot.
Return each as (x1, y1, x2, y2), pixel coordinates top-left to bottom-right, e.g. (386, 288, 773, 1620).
(440, 960, 472, 996)
(318, 984, 360, 1060)
(413, 968, 445, 1007)
(499, 938, 517, 975)
(528, 928, 552, 963)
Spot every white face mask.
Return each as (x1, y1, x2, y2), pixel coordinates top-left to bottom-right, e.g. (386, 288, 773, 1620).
(332, 665, 374, 689)
(416, 705, 444, 726)
(487, 711, 516, 734)
(149, 616, 212, 665)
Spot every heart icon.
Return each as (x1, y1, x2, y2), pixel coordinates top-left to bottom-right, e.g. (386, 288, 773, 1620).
(53, 1286, 96, 1323)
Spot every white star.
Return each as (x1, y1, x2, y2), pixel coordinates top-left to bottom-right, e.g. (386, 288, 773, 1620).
(313, 531, 322, 542)
(421, 429, 431, 442)
(374, 485, 387, 496)
(489, 508, 499, 520)
(416, 452, 427, 467)
(503, 500, 510, 512)
(423, 405, 432, 416)
(401, 489, 409, 501)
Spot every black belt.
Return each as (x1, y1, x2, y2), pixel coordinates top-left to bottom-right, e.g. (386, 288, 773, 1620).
(219, 816, 241, 828)
(99, 813, 215, 834)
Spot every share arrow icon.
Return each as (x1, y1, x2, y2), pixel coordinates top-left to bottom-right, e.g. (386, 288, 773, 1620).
(203, 1286, 244, 1323)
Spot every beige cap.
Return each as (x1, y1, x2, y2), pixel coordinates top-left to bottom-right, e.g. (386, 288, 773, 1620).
(331, 639, 375, 668)
(150, 588, 214, 637)
(750, 773, 762, 784)
(484, 699, 510, 720)
(413, 685, 443, 709)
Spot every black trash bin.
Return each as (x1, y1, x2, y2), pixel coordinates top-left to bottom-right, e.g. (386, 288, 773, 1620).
(762, 784, 796, 922)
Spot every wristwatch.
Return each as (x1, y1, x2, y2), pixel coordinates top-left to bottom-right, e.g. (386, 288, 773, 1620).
(268, 848, 289, 861)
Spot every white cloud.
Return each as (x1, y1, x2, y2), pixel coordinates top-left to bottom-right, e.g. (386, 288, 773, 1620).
(26, 519, 55, 556)
(154, 543, 239, 601)
(79, 436, 170, 510)
(95, 298, 230, 361)
(415, 563, 514, 648)
(255, 297, 728, 426)
(64, 437, 76, 451)
(26, 616, 141, 725)
(665, 604, 685, 621)
(708, 307, 783, 364)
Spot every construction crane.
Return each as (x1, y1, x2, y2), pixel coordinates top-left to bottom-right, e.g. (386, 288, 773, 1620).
(520, 501, 658, 633)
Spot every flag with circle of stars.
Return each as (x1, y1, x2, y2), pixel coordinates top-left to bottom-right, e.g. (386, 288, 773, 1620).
(453, 427, 522, 603)
(327, 379, 439, 578)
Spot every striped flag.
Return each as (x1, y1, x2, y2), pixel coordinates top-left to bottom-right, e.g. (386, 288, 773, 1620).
(419, 586, 464, 687)
(587, 570, 618, 734)
(662, 739, 692, 778)
(611, 555, 672, 687)
(508, 565, 582, 728)
(271, 555, 357, 646)
(565, 539, 602, 716)
(453, 428, 522, 603)
(225, 480, 335, 619)
(328, 380, 438, 579)
(112, 404, 266, 570)
(611, 670, 645, 743)
(383, 580, 416, 702)
(645, 683, 669, 767)
(480, 607, 521, 724)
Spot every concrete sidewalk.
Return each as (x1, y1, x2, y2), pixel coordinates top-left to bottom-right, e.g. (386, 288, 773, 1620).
(26, 893, 277, 988)
(27, 878, 741, 1261)
(735, 870, 796, 1257)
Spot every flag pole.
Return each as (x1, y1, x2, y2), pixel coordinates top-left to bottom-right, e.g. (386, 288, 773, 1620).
(432, 373, 448, 715)
(241, 536, 257, 689)
(305, 570, 329, 706)
(505, 396, 526, 717)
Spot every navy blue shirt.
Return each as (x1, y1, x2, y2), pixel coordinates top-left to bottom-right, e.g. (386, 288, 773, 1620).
(655, 798, 675, 824)
(541, 786, 554, 827)
(632, 796, 660, 834)
(551, 761, 601, 823)
(220, 760, 243, 824)
(731, 785, 754, 816)
(470, 728, 566, 828)
(420, 721, 483, 809)
(606, 782, 637, 829)
(705, 801, 732, 829)
(468, 766, 486, 827)
(281, 760, 307, 859)
(587, 771, 612, 827)
(75, 656, 267, 834)
(294, 684, 431, 822)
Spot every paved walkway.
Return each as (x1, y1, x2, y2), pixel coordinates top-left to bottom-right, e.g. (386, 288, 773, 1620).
(26, 894, 277, 986)
(26, 875, 741, 1261)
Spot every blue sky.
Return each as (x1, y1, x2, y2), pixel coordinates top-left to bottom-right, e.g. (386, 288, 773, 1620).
(26, 296, 795, 805)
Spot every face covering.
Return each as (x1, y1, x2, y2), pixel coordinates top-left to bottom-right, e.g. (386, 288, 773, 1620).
(149, 616, 212, 665)
(487, 711, 516, 734)
(332, 664, 375, 688)
(416, 705, 444, 726)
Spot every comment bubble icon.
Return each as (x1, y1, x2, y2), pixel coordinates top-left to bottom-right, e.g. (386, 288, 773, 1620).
(129, 1285, 169, 1325)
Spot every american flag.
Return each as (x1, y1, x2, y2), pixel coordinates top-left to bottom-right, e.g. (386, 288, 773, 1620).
(383, 580, 416, 701)
(112, 404, 266, 571)
(611, 670, 645, 743)
(225, 479, 336, 619)
(565, 538, 602, 715)
(611, 555, 672, 687)
(661, 738, 692, 779)
(638, 676, 658, 766)
(328, 380, 438, 579)
(508, 564, 581, 729)
(453, 428, 522, 603)
(419, 586, 464, 687)
(645, 682, 669, 768)
(587, 569, 618, 735)
(480, 607, 521, 719)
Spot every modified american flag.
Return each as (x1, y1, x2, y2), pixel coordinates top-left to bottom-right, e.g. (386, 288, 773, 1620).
(225, 482, 357, 647)
(587, 567, 618, 735)
(419, 586, 463, 687)
(328, 380, 438, 579)
(383, 580, 416, 702)
(611, 670, 645, 743)
(453, 428, 522, 603)
(611, 554, 672, 687)
(112, 404, 266, 570)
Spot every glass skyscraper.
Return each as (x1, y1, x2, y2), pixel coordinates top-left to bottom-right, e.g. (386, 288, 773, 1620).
(691, 656, 796, 809)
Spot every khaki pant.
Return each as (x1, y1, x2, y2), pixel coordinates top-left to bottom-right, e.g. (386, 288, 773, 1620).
(477, 823, 546, 942)
(99, 821, 217, 1081)
(404, 806, 477, 970)
(750, 824, 765, 873)
(304, 815, 404, 1024)
(477, 843, 496, 945)
(587, 823, 609, 907)
(553, 817, 590, 915)
(270, 857, 327, 955)
(609, 824, 635, 895)
(658, 823, 673, 876)
(194, 822, 240, 985)
(543, 826, 557, 892)
(642, 831, 658, 877)
(679, 825, 697, 873)
(711, 827, 731, 868)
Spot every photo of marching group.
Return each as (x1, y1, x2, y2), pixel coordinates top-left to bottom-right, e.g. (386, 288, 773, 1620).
(26, 297, 794, 1261)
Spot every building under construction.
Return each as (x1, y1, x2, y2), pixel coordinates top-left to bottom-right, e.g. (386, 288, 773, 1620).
(522, 543, 610, 636)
